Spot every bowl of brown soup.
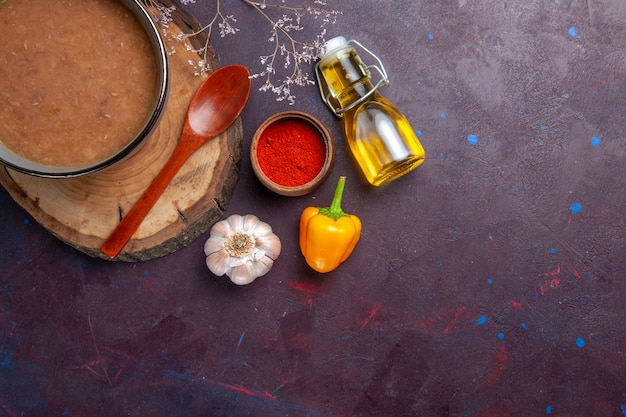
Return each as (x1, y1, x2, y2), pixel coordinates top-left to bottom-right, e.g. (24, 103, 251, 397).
(0, 0, 169, 177)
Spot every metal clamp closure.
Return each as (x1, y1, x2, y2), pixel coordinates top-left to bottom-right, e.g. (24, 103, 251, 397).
(316, 39, 389, 117)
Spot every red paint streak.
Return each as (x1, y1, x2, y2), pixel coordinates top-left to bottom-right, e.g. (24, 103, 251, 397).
(413, 315, 440, 330)
(413, 305, 479, 335)
(570, 265, 581, 278)
(487, 342, 507, 386)
(442, 306, 473, 335)
(540, 278, 561, 295)
(511, 300, 523, 309)
(358, 303, 382, 330)
(207, 378, 277, 401)
(82, 347, 131, 386)
(287, 281, 317, 308)
(286, 280, 320, 295)
(540, 264, 562, 295)
(545, 264, 561, 277)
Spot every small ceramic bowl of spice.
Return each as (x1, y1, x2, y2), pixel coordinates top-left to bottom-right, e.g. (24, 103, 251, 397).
(251, 111, 335, 197)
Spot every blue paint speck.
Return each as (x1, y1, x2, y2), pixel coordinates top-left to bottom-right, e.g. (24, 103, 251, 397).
(1, 354, 12, 368)
(487, 278, 493, 285)
(540, 125, 546, 130)
(498, 332, 505, 340)
(576, 337, 585, 348)
(546, 405, 553, 414)
(416, 130, 422, 137)
(24, 218, 30, 225)
(143, 270, 150, 275)
(477, 315, 487, 325)
(427, 33, 434, 41)
(440, 112, 446, 120)
(620, 403, 626, 416)
(569, 202, 582, 214)
(521, 322, 527, 329)
(550, 248, 557, 254)
(591, 136, 601, 147)
(467, 134, 478, 145)
(568, 26, 577, 37)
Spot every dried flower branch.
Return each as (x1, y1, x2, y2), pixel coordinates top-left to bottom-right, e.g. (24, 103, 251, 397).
(147, 0, 340, 104)
(143, 0, 179, 54)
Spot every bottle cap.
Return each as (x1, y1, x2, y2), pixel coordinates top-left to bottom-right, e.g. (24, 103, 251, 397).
(323, 36, 348, 57)
(315, 37, 390, 116)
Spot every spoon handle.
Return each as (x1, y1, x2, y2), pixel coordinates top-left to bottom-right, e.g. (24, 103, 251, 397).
(100, 145, 196, 259)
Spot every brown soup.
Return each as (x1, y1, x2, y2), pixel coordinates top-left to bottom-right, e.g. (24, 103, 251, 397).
(0, 0, 159, 168)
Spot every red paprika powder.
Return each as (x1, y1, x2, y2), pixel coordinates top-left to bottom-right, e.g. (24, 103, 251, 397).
(256, 117, 327, 187)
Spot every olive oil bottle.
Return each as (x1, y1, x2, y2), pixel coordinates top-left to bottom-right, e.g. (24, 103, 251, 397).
(316, 37, 425, 186)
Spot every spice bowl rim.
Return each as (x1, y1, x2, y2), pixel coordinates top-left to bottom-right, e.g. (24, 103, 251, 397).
(0, 0, 170, 178)
(250, 111, 335, 197)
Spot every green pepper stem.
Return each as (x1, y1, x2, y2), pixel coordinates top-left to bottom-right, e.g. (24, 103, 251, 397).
(319, 176, 347, 221)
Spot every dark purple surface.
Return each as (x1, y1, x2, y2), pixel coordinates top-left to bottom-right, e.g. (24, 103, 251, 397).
(1, 1, 625, 416)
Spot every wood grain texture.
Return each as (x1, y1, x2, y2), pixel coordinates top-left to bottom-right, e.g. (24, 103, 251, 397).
(0, 1, 243, 261)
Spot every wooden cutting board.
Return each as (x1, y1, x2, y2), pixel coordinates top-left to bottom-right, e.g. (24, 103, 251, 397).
(0, 2, 243, 262)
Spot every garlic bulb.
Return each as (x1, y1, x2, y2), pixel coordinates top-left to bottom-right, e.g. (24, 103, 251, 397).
(204, 214, 281, 285)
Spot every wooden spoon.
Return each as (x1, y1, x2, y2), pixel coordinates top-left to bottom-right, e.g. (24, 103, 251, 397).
(100, 65, 251, 259)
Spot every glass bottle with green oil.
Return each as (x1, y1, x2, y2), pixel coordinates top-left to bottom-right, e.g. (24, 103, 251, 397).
(315, 36, 425, 186)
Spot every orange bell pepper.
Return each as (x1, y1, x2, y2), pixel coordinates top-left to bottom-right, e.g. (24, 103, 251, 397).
(299, 176, 361, 273)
